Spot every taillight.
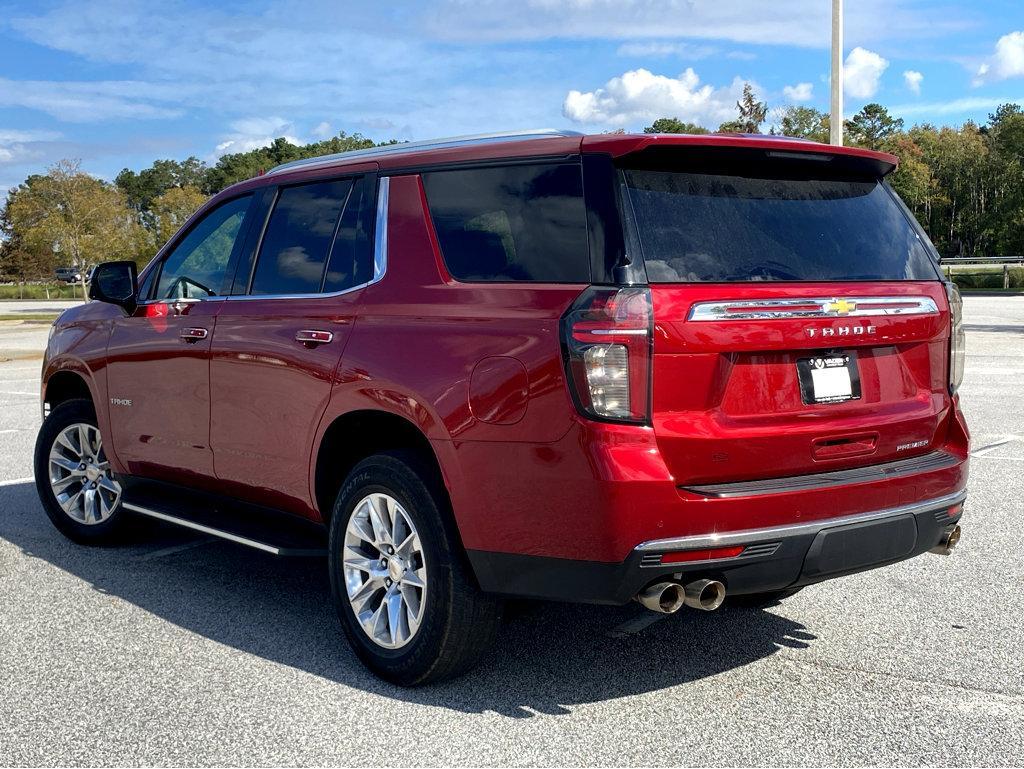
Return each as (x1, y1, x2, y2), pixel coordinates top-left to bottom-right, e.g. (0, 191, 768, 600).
(947, 282, 965, 393)
(561, 286, 652, 424)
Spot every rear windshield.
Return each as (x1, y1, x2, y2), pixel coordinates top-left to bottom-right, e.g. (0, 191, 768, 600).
(622, 170, 939, 282)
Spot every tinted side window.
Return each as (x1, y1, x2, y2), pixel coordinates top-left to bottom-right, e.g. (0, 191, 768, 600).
(323, 176, 373, 293)
(250, 179, 352, 295)
(422, 163, 589, 282)
(156, 195, 251, 299)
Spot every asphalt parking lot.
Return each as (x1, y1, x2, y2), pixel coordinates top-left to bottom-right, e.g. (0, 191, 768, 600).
(1, 296, 1022, 766)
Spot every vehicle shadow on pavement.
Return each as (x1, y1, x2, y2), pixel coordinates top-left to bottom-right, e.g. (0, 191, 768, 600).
(1, 482, 816, 717)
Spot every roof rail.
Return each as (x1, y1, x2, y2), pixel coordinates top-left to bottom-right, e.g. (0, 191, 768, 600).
(267, 128, 584, 176)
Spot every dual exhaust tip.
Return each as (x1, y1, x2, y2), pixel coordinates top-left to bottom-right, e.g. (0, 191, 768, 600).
(636, 579, 726, 614)
(640, 524, 962, 613)
(930, 524, 962, 556)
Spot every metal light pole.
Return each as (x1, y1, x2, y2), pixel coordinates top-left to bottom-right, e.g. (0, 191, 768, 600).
(830, 0, 844, 145)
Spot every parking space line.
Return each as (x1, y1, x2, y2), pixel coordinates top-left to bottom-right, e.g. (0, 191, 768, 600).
(606, 613, 667, 638)
(971, 436, 1020, 457)
(0, 476, 34, 487)
(138, 537, 218, 561)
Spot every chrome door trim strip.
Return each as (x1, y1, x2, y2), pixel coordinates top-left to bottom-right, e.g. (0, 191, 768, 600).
(688, 296, 939, 322)
(634, 489, 966, 552)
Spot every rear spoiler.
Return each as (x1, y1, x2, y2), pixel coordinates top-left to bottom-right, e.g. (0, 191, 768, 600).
(581, 134, 899, 177)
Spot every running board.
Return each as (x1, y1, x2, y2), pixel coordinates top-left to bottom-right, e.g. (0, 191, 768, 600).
(123, 501, 327, 557)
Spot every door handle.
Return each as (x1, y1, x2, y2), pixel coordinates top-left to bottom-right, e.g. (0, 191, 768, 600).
(180, 327, 209, 343)
(295, 329, 334, 346)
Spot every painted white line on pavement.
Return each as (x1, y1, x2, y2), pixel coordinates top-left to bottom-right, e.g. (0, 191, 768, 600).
(138, 538, 218, 561)
(606, 612, 667, 638)
(971, 436, 1020, 457)
(0, 476, 34, 487)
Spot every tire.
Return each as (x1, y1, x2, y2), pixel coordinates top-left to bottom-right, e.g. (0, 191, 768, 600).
(729, 586, 804, 608)
(328, 451, 501, 686)
(33, 398, 128, 545)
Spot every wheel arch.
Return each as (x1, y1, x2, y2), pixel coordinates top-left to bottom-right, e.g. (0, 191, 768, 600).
(314, 409, 452, 527)
(43, 368, 94, 412)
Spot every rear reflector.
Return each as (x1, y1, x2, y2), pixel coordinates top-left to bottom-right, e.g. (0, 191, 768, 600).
(661, 546, 745, 564)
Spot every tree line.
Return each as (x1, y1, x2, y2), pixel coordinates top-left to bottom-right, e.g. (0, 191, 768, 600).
(2, 95, 1023, 295)
(0, 132, 392, 296)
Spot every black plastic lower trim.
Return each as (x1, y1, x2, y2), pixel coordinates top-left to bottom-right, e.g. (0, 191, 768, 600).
(467, 497, 964, 605)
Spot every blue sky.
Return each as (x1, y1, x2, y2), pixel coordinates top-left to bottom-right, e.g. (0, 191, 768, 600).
(1, 0, 1023, 197)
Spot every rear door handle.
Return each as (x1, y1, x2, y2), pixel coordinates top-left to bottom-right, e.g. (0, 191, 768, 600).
(295, 329, 334, 346)
(180, 327, 209, 343)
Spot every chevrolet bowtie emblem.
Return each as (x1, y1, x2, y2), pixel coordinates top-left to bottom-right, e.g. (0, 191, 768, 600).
(825, 299, 857, 315)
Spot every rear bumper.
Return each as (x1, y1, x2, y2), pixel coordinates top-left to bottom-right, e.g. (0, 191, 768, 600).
(467, 489, 966, 604)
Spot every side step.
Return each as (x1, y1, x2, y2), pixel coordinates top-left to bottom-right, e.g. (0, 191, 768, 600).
(124, 503, 326, 556)
(119, 478, 328, 557)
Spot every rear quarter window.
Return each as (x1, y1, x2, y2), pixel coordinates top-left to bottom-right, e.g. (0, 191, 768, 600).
(422, 163, 590, 283)
(623, 170, 939, 282)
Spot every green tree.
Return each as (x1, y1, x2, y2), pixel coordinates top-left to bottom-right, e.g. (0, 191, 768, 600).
(779, 106, 830, 142)
(150, 185, 208, 257)
(203, 132, 395, 193)
(4, 160, 147, 300)
(717, 83, 768, 134)
(643, 117, 709, 134)
(845, 104, 904, 149)
(116, 156, 208, 213)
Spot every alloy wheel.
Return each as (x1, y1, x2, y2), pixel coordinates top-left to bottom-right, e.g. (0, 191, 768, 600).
(48, 423, 122, 525)
(342, 493, 427, 649)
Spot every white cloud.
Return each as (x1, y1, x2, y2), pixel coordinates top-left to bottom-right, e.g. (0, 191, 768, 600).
(973, 31, 1024, 85)
(888, 96, 1019, 117)
(903, 70, 923, 94)
(0, 77, 186, 122)
(563, 68, 749, 128)
(782, 82, 813, 102)
(844, 47, 889, 99)
(0, 128, 63, 167)
(616, 41, 718, 60)
(426, 0, 971, 47)
(213, 116, 301, 158)
(311, 121, 333, 140)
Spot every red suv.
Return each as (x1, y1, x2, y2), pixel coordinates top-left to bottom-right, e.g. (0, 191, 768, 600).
(35, 130, 969, 685)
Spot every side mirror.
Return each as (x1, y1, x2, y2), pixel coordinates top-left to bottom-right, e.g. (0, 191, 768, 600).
(89, 261, 138, 314)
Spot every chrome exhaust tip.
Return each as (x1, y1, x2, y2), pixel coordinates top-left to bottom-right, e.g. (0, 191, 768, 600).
(636, 582, 686, 614)
(683, 579, 726, 611)
(930, 524, 962, 556)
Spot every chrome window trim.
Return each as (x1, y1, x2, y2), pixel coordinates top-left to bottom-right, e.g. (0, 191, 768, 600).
(688, 296, 940, 322)
(634, 489, 966, 552)
(224, 175, 389, 302)
(266, 129, 581, 176)
(373, 176, 389, 283)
